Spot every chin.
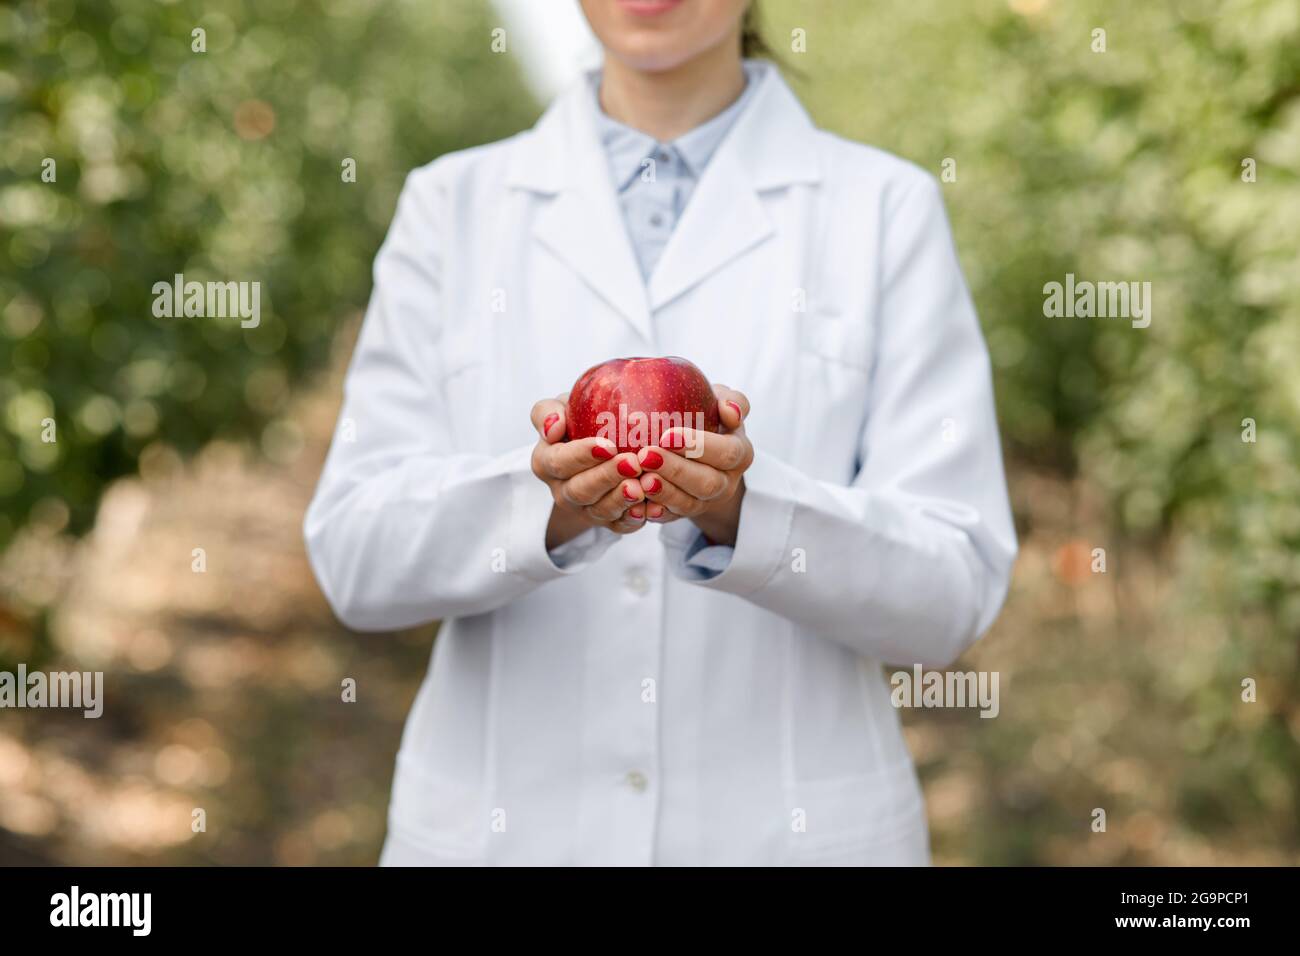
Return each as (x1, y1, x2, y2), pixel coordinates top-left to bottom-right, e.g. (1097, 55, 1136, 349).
(606, 35, 701, 73)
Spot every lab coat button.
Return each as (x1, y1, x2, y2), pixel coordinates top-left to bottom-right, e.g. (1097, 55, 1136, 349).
(624, 567, 650, 596)
(625, 771, 648, 792)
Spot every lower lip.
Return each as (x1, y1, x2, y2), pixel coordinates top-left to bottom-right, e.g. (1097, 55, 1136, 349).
(616, 0, 683, 17)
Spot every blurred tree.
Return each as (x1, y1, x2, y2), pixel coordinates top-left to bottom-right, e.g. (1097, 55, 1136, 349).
(0, 0, 538, 548)
(764, 0, 1300, 850)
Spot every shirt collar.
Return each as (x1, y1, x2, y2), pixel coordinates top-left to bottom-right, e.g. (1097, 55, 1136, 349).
(593, 61, 760, 191)
(505, 60, 822, 196)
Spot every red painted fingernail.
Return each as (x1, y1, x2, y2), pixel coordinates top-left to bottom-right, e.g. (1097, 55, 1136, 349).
(726, 401, 742, 419)
(617, 458, 639, 478)
(640, 449, 664, 469)
(648, 504, 664, 519)
(628, 506, 644, 520)
(542, 413, 560, 436)
(592, 444, 613, 461)
(644, 476, 662, 495)
(622, 483, 639, 501)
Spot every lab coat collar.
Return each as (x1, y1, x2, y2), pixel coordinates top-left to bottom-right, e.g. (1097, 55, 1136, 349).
(507, 60, 822, 336)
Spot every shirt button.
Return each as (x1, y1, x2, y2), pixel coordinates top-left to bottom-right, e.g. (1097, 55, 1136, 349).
(648, 212, 665, 228)
(657, 150, 671, 164)
(625, 771, 648, 792)
(624, 567, 650, 596)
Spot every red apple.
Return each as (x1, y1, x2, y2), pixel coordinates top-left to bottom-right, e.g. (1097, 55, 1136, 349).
(567, 356, 721, 454)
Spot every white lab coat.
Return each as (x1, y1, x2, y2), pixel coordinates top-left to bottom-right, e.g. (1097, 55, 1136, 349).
(304, 61, 1017, 866)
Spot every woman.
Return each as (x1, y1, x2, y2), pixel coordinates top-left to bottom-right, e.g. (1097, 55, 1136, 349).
(304, 0, 1017, 866)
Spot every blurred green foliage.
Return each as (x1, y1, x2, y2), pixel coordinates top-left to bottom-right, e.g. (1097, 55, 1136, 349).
(764, 0, 1300, 856)
(0, 0, 537, 547)
(769, 0, 1300, 613)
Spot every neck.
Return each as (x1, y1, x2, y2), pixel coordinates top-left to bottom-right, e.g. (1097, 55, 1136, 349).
(599, 45, 747, 142)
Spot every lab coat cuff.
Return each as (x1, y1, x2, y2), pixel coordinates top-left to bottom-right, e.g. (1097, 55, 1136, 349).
(507, 446, 602, 582)
(662, 449, 796, 594)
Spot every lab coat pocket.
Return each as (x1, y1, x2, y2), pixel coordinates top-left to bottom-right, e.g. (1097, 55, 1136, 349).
(792, 308, 874, 466)
(786, 762, 929, 866)
(798, 307, 872, 373)
(386, 752, 488, 859)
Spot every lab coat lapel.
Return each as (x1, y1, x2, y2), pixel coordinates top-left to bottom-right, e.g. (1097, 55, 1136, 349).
(647, 64, 822, 313)
(509, 81, 652, 343)
(647, 143, 770, 313)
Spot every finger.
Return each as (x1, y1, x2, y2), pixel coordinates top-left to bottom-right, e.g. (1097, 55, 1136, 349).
(647, 427, 751, 472)
(610, 503, 647, 533)
(531, 396, 569, 443)
(644, 502, 679, 524)
(639, 472, 705, 517)
(585, 478, 644, 521)
(712, 385, 750, 431)
(638, 447, 726, 499)
(642, 450, 733, 504)
(539, 435, 620, 481)
(561, 452, 641, 506)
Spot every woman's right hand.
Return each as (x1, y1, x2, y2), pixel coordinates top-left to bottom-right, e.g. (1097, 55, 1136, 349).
(531, 396, 659, 548)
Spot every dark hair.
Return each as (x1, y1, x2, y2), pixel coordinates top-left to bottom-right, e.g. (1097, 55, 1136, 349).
(740, 1, 803, 77)
(740, 2, 775, 60)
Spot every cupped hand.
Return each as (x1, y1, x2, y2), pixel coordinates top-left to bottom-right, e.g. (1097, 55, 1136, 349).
(530, 395, 649, 547)
(635, 385, 753, 546)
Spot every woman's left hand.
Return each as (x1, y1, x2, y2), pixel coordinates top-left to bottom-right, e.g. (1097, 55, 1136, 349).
(635, 386, 753, 546)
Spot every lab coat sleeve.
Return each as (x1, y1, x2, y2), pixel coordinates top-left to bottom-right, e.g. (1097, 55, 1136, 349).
(662, 175, 1017, 668)
(303, 171, 614, 631)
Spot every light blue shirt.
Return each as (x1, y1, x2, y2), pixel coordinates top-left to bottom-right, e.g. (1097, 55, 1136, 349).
(593, 63, 759, 280)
